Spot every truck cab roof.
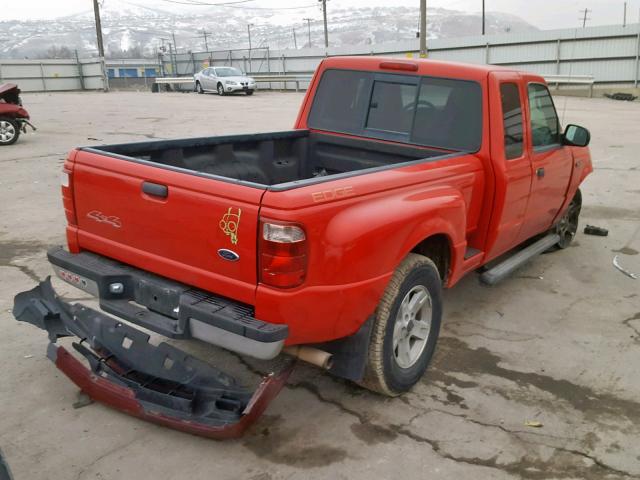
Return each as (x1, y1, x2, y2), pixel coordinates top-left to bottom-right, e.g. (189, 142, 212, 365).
(321, 56, 545, 83)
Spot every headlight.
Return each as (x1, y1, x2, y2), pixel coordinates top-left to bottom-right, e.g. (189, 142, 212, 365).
(225, 80, 238, 85)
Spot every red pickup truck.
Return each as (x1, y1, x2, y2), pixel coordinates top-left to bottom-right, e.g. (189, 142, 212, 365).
(14, 56, 592, 438)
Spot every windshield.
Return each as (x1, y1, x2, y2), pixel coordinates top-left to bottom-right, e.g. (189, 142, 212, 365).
(215, 67, 243, 77)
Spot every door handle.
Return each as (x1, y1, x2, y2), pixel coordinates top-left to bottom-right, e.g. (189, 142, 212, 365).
(536, 167, 545, 178)
(142, 181, 168, 198)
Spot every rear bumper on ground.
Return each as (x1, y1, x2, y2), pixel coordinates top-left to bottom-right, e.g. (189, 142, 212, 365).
(47, 246, 288, 360)
(12, 279, 293, 439)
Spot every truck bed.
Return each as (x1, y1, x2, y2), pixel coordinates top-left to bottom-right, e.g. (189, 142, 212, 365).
(85, 130, 451, 189)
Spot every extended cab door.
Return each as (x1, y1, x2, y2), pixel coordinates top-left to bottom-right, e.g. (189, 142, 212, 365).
(484, 71, 533, 260)
(517, 80, 573, 241)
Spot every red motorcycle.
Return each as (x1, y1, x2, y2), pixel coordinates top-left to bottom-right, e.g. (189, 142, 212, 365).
(0, 83, 36, 145)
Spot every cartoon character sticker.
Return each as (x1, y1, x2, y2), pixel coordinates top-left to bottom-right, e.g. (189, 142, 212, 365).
(220, 207, 242, 245)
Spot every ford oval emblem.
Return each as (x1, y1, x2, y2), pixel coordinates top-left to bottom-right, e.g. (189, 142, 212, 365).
(218, 248, 240, 262)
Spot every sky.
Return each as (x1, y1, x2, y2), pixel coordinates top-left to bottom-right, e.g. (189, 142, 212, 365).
(0, 0, 638, 30)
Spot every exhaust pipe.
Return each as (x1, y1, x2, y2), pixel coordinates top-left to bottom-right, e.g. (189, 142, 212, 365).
(283, 346, 333, 370)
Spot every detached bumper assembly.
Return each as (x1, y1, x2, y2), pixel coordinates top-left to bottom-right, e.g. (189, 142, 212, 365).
(13, 279, 292, 439)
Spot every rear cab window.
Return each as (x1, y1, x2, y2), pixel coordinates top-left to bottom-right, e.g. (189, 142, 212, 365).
(500, 83, 524, 159)
(307, 69, 483, 152)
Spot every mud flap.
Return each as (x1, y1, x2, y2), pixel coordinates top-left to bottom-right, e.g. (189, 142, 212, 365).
(12, 278, 293, 439)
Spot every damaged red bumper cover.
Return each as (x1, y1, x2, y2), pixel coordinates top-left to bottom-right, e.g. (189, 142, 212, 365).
(13, 279, 293, 439)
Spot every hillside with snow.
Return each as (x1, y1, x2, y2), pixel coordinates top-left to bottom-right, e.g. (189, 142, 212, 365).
(0, 0, 538, 59)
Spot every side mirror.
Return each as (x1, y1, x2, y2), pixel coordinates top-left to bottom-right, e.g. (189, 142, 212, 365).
(563, 124, 590, 147)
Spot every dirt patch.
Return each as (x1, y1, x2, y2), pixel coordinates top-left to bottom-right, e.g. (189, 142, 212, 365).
(0, 239, 48, 266)
(243, 415, 348, 468)
(426, 336, 640, 422)
(581, 206, 640, 221)
(613, 246, 639, 256)
(350, 422, 398, 445)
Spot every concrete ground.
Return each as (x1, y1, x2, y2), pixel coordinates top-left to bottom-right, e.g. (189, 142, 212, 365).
(0, 90, 639, 480)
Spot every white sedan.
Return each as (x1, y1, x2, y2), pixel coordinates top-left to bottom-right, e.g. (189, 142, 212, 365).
(194, 66, 256, 96)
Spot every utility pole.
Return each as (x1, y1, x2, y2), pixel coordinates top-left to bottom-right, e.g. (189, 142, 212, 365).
(319, 0, 328, 48)
(247, 23, 254, 73)
(419, 0, 427, 57)
(92, 0, 105, 58)
(623, 1, 627, 27)
(482, 0, 485, 35)
(171, 31, 178, 74)
(579, 8, 591, 28)
(292, 28, 298, 49)
(201, 29, 211, 51)
(303, 17, 312, 47)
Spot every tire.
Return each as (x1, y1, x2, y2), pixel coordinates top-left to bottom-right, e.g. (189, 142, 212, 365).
(217, 83, 225, 96)
(195, 81, 204, 94)
(551, 189, 582, 250)
(246, 90, 254, 96)
(0, 118, 20, 146)
(360, 253, 442, 396)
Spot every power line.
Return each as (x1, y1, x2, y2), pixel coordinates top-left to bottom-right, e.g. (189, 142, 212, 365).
(156, 0, 255, 5)
(223, 3, 316, 9)
(157, 0, 315, 8)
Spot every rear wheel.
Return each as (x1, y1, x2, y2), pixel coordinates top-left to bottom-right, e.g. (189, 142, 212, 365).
(217, 83, 225, 96)
(553, 189, 582, 249)
(0, 118, 19, 146)
(359, 253, 442, 396)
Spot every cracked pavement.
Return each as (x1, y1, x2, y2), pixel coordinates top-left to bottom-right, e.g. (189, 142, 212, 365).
(0, 91, 639, 480)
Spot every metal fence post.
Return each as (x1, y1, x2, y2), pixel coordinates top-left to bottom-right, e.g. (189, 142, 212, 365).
(635, 30, 640, 88)
(75, 50, 85, 90)
(484, 42, 490, 64)
(282, 55, 286, 91)
(39, 62, 47, 91)
(100, 57, 109, 92)
(555, 38, 561, 90)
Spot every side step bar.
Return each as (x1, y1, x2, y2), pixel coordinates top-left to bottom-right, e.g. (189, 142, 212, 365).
(480, 234, 560, 286)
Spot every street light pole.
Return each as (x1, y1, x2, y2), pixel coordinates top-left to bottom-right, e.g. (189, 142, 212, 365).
(419, 0, 427, 57)
(482, 0, 486, 35)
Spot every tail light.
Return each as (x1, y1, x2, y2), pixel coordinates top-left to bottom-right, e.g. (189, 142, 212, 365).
(259, 220, 307, 288)
(61, 163, 76, 226)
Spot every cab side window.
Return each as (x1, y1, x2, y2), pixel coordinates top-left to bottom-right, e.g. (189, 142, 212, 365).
(528, 83, 560, 149)
(500, 83, 523, 159)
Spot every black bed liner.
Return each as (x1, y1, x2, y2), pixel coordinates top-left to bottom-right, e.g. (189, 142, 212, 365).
(83, 130, 459, 191)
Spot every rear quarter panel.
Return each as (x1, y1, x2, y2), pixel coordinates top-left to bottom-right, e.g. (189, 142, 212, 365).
(258, 153, 484, 344)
